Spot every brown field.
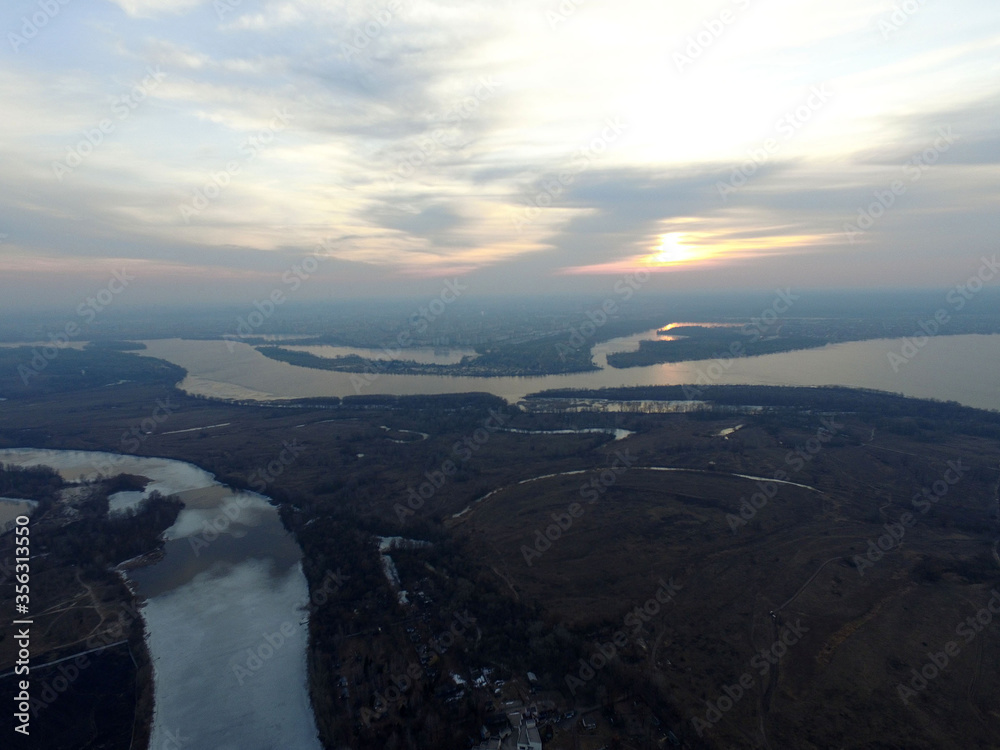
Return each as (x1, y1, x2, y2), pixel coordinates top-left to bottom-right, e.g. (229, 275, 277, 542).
(460, 420, 1000, 749)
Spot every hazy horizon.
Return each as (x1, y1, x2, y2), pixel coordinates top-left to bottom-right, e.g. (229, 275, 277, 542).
(1, 0, 998, 308)
(3, 285, 1000, 317)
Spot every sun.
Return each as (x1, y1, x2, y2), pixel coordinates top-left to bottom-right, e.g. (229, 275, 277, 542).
(646, 232, 702, 266)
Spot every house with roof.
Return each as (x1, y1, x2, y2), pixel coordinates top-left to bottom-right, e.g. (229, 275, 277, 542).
(516, 716, 542, 750)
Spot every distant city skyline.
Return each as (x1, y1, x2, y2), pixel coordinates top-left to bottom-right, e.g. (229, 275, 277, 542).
(1, 0, 998, 308)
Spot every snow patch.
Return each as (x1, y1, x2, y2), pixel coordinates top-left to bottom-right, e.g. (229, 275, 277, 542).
(0, 497, 37, 528)
(376, 536, 432, 605)
(160, 422, 231, 435)
(501, 427, 634, 441)
(108, 491, 147, 515)
(377, 536, 433, 553)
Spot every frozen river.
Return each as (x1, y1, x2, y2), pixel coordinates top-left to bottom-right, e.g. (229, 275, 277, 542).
(0, 448, 321, 750)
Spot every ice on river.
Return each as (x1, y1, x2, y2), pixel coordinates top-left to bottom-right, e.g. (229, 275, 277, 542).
(0, 448, 322, 750)
(145, 557, 319, 750)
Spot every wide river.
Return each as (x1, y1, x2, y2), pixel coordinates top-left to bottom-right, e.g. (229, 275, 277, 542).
(141, 332, 1000, 412)
(0, 449, 321, 750)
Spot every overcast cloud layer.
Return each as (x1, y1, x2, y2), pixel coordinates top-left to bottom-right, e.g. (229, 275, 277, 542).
(1, 0, 998, 307)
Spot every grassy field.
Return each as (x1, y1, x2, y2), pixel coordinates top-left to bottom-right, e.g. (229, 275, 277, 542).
(460, 419, 1000, 749)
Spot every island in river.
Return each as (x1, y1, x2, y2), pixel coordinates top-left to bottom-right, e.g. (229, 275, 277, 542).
(1, 344, 999, 750)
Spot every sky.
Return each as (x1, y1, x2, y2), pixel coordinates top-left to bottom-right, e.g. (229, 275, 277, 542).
(0, 0, 998, 308)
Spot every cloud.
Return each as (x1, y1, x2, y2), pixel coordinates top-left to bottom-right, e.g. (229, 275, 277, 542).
(225, 9, 302, 30)
(109, 0, 208, 18)
(1, 0, 999, 307)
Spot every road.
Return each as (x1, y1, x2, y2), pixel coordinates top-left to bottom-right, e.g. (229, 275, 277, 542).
(0, 639, 127, 680)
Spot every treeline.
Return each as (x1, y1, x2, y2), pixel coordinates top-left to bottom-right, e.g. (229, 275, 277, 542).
(465, 317, 663, 374)
(530, 385, 1000, 434)
(43, 487, 183, 572)
(0, 463, 64, 509)
(0, 348, 185, 398)
(343, 393, 506, 411)
(257, 317, 668, 377)
(295, 503, 601, 749)
(257, 347, 438, 374)
(0, 470, 160, 750)
(255, 340, 601, 377)
(298, 511, 406, 748)
(295, 496, 694, 750)
(218, 393, 505, 412)
(256, 317, 669, 377)
(606, 330, 828, 367)
(607, 318, 1000, 368)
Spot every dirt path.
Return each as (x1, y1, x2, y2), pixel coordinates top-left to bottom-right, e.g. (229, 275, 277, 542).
(776, 557, 842, 612)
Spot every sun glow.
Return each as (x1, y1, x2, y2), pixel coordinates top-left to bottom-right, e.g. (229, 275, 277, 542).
(560, 227, 838, 275)
(644, 232, 712, 267)
(638, 228, 837, 270)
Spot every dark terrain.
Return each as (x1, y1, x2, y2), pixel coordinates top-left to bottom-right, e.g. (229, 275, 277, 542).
(0, 346, 998, 749)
